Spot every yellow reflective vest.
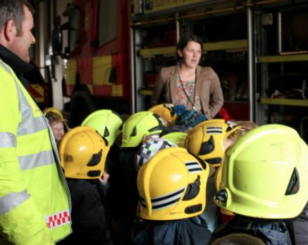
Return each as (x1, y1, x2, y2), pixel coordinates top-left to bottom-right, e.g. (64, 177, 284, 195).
(0, 59, 71, 244)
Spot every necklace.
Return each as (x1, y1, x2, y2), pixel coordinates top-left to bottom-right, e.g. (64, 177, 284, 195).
(178, 67, 197, 110)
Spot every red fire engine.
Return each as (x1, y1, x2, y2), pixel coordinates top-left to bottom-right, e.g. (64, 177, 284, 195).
(25, 62, 53, 110)
(59, 0, 131, 126)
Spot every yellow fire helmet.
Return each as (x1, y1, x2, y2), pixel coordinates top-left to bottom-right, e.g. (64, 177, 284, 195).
(43, 107, 64, 118)
(59, 126, 110, 179)
(81, 109, 123, 146)
(137, 147, 209, 221)
(161, 132, 187, 147)
(148, 103, 177, 127)
(185, 119, 241, 167)
(43, 107, 69, 131)
(121, 111, 165, 148)
(215, 124, 308, 219)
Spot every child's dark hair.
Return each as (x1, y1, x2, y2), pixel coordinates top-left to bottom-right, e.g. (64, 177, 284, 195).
(210, 233, 265, 245)
(176, 35, 203, 62)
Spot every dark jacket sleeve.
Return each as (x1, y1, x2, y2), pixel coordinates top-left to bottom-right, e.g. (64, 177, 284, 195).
(59, 179, 107, 245)
(293, 202, 308, 245)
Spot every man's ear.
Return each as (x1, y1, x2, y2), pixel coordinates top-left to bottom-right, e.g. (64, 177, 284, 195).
(4, 20, 17, 41)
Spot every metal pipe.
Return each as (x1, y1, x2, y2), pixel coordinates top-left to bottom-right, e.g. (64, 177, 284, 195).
(246, 0, 288, 7)
(280, 50, 308, 55)
(130, 27, 136, 113)
(247, 1, 254, 121)
(132, 0, 287, 26)
(133, 16, 176, 26)
(175, 13, 180, 43)
(278, 12, 282, 53)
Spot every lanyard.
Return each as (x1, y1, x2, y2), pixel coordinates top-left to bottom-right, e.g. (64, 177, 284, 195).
(178, 69, 197, 110)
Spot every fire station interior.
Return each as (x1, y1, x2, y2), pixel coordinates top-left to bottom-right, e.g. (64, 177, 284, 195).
(30, 0, 308, 143)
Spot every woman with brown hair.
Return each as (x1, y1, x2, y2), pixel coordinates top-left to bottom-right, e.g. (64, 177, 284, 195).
(150, 35, 224, 119)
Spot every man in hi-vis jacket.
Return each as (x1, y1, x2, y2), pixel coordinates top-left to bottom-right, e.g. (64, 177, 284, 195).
(0, 0, 72, 244)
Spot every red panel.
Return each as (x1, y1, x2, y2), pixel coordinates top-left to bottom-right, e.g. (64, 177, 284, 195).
(223, 102, 250, 121)
(78, 57, 93, 84)
(28, 86, 42, 98)
(65, 84, 75, 96)
(92, 85, 112, 96)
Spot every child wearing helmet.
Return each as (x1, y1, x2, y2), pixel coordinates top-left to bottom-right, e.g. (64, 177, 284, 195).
(133, 138, 178, 223)
(82, 109, 131, 244)
(82, 109, 123, 146)
(184, 119, 241, 231)
(121, 111, 166, 148)
(147, 103, 177, 127)
(129, 147, 212, 245)
(57, 126, 112, 245)
(134, 138, 178, 171)
(81, 109, 123, 189)
(105, 111, 166, 244)
(44, 107, 70, 144)
(211, 124, 308, 245)
(214, 120, 257, 222)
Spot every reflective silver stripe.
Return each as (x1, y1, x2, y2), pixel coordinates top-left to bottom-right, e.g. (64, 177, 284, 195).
(0, 190, 30, 215)
(185, 161, 203, 173)
(17, 113, 47, 135)
(0, 60, 48, 135)
(0, 132, 16, 147)
(19, 150, 55, 170)
(0, 60, 55, 168)
(206, 127, 223, 134)
(140, 199, 145, 207)
(151, 187, 185, 210)
(17, 79, 47, 135)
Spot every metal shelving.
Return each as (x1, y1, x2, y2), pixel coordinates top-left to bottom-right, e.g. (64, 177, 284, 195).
(139, 39, 248, 57)
(259, 54, 308, 63)
(260, 98, 308, 107)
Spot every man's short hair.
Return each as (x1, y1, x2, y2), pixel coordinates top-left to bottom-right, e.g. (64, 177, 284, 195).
(0, 0, 34, 36)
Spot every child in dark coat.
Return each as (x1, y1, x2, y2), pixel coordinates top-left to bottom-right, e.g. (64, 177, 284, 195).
(211, 124, 308, 245)
(129, 147, 212, 245)
(58, 126, 112, 245)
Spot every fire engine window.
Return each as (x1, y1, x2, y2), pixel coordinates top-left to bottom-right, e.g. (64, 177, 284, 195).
(68, 7, 80, 52)
(98, 0, 117, 47)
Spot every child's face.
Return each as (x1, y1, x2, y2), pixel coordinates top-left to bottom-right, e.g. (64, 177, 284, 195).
(51, 121, 65, 142)
(225, 137, 235, 149)
(225, 128, 249, 150)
